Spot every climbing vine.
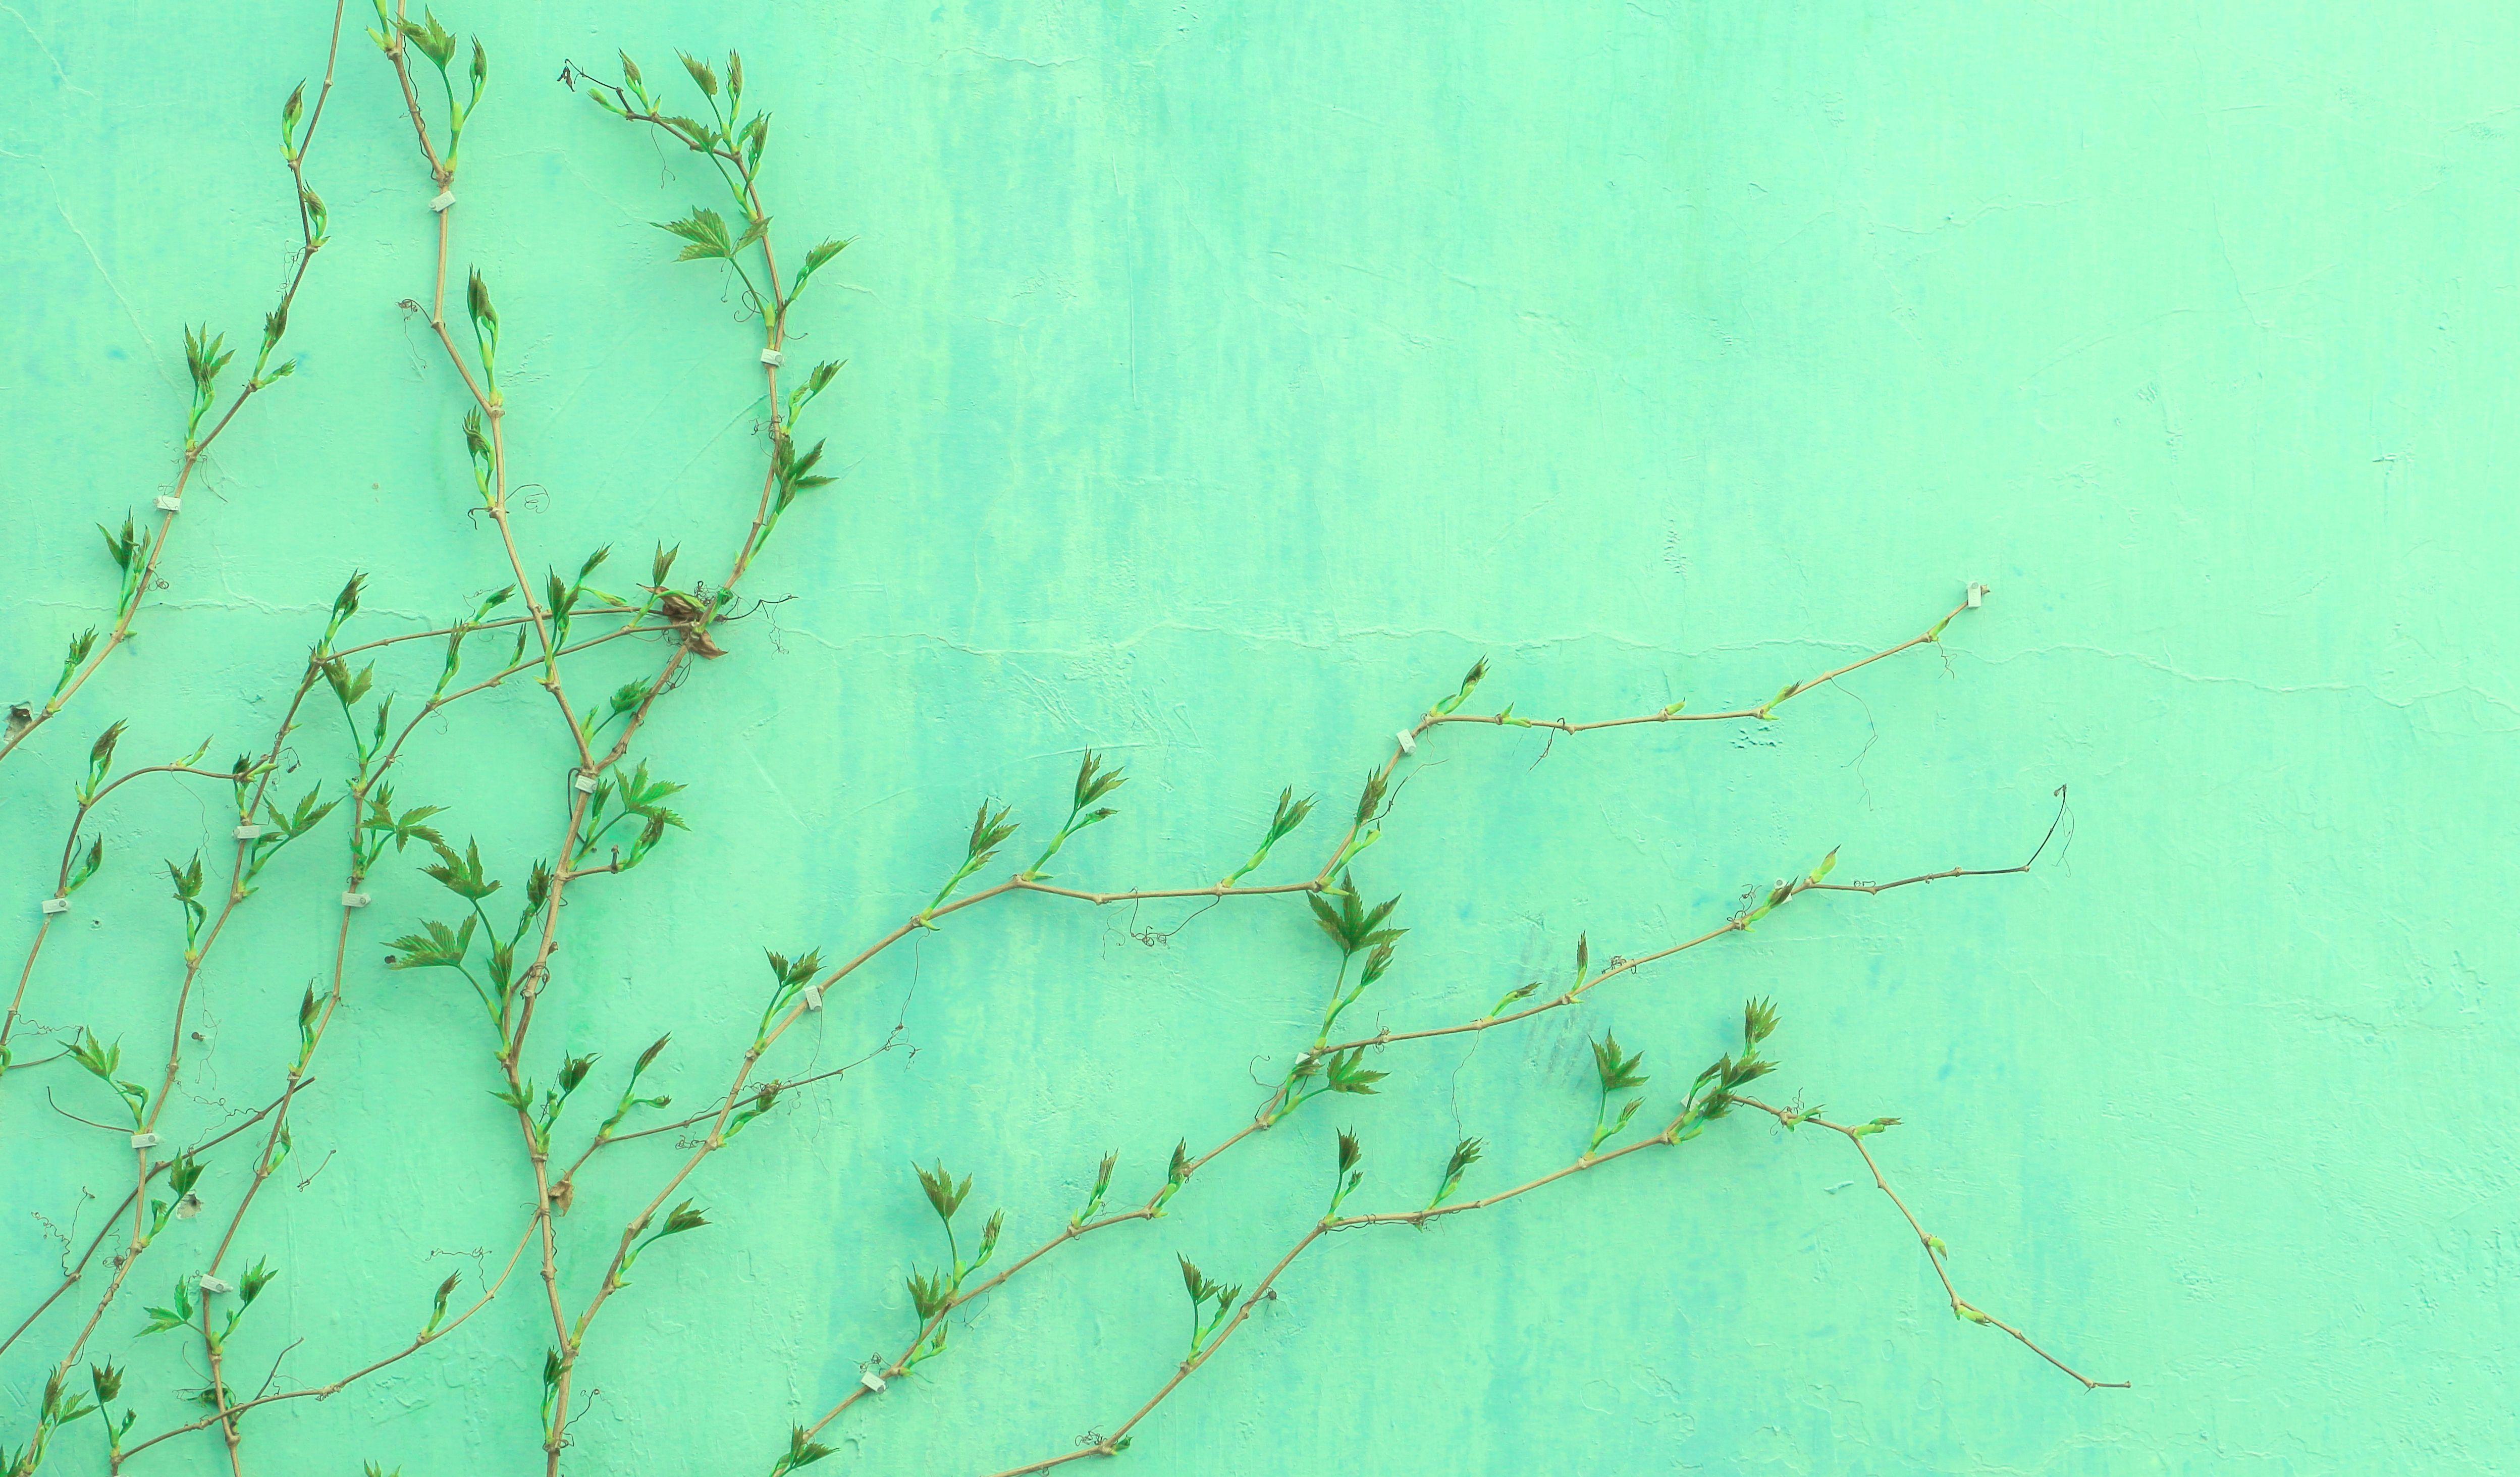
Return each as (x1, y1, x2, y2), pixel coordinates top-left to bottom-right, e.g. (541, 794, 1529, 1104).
(1, 7, 2121, 1475)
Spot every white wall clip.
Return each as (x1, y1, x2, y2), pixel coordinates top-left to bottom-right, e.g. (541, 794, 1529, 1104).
(760, 348, 785, 367)
(198, 1274, 233, 1295)
(1966, 583, 1987, 608)
(430, 190, 456, 214)
(1395, 730, 1416, 756)
(342, 891, 371, 909)
(801, 984, 824, 1011)
(859, 1370, 885, 1393)
(235, 824, 264, 840)
(572, 771, 599, 794)
(155, 495, 183, 513)
(39, 897, 68, 915)
(130, 1131, 160, 1149)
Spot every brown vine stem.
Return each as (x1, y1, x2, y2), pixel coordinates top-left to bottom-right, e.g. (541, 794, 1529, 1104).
(977, 1133, 1680, 1477)
(373, 39, 819, 1469)
(980, 1058, 2123, 1477)
(1727, 1094, 2128, 1391)
(540, 876, 1314, 1442)
(1306, 596, 1980, 887)
(782, 810, 2053, 1456)
(8, 17, 2085, 1475)
(0, 1, 349, 772)
(516, 850, 1341, 1456)
(196, 1300, 245, 1477)
(798, 876, 1323, 1006)
(1010, 879, 1322, 907)
(376, 24, 723, 1432)
(795, 1112, 1282, 1446)
(775, 935, 1384, 1449)
(0, 613, 660, 1099)
(382, 9, 592, 779)
(3, 602, 666, 1462)
(559, 67, 793, 589)
(561, 1032, 905, 1168)
(11, 634, 448, 1442)
(0, 1087, 298, 1361)
(57, 607, 659, 1155)
(1423, 610, 1967, 735)
(110, 1211, 544, 1471)
(761, 717, 2052, 1462)
(188, 857, 367, 1472)
(1314, 789, 2066, 1057)
(0, 763, 238, 1081)
(379, 43, 951, 1460)
(4, 589, 663, 1471)
(797, 1204, 1161, 1445)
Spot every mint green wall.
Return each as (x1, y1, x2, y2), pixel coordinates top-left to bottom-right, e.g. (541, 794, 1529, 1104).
(6, 2, 2512, 1473)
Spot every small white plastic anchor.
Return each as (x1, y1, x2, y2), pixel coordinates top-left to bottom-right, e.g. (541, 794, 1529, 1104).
(760, 348, 785, 368)
(155, 495, 183, 513)
(39, 897, 68, 916)
(341, 891, 371, 909)
(1395, 730, 1416, 756)
(198, 1274, 233, 1295)
(430, 190, 456, 214)
(1966, 583, 1988, 608)
(234, 824, 264, 840)
(801, 984, 824, 1011)
(572, 771, 599, 794)
(130, 1132, 160, 1149)
(859, 1370, 885, 1393)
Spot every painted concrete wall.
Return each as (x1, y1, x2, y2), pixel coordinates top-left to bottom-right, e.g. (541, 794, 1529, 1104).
(5, 2, 2513, 1472)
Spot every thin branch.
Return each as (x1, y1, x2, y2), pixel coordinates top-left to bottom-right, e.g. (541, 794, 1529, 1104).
(114, 1212, 542, 1466)
(1730, 1094, 2126, 1391)
(0, 1086, 299, 1360)
(1316, 795, 2063, 1057)
(0, 1, 352, 770)
(975, 1132, 1680, 1477)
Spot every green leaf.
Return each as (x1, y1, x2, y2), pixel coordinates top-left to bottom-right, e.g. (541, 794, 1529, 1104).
(1489, 981, 1540, 1015)
(1590, 1032, 1649, 1094)
(385, 916, 476, 970)
(1324, 1048, 1387, 1095)
(99, 516, 139, 574)
(395, 10, 456, 70)
(422, 838, 500, 901)
(183, 325, 234, 392)
(363, 792, 447, 855)
(906, 1268, 951, 1322)
(67, 836, 104, 894)
(779, 1426, 836, 1473)
(139, 1280, 197, 1336)
(797, 237, 849, 286)
(656, 207, 735, 262)
(1309, 871, 1403, 954)
(914, 1161, 972, 1222)
(1743, 996, 1780, 1050)
(1071, 750, 1125, 811)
